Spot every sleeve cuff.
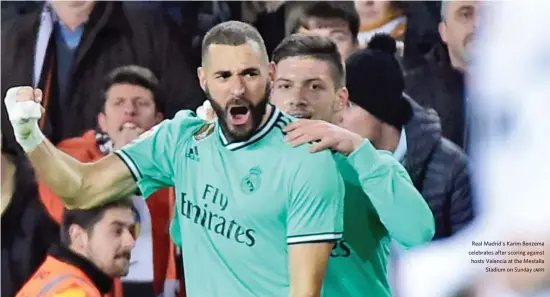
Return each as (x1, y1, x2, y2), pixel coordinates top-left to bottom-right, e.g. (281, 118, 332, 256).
(114, 150, 142, 181)
(287, 232, 342, 245)
(347, 139, 380, 173)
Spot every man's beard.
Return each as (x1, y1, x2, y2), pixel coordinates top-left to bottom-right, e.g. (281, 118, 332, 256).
(205, 84, 270, 143)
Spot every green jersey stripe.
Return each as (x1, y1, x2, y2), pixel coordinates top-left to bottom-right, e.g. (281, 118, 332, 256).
(287, 232, 342, 244)
(219, 106, 281, 151)
(114, 150, 142, 180)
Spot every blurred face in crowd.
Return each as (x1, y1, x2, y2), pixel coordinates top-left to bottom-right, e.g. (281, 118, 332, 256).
(439, 0, 478, 72)
(271, 57, 347, 123)
(336, 102, 384, 145)
(70, 207, 136, 277)
(298, 18, 357, 60)
(198, 42, 272, 142)
(98, 83, 163, 139)
(354, 1, 394, 27)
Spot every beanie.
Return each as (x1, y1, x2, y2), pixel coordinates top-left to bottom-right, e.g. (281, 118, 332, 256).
(345, 34, 413, 130)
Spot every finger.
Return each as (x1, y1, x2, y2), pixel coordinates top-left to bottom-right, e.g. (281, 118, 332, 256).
(15, 86, 34, 101)
(287, 133, 321, 148)
(33, 89, 43, 103)
(308, 138, 332, 153)
(282, 119, 310, 132)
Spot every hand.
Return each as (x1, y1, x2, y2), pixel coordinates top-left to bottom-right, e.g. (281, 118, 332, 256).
(3, 86, 46, 151)
(196, 100, 217, 121)
(283, 119, 364, 155)
(112, 123, 144, 150)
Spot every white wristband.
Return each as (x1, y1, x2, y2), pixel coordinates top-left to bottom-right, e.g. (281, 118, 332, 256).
(13, 120, 45, 152)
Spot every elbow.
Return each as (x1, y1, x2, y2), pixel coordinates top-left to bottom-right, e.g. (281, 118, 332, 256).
(400, 210, 436, 248)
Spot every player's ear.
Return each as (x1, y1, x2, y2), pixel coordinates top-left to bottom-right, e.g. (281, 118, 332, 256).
(334, 86, 349, 112)
(197, 67, 206, 92)
(269, 61, 277, 83)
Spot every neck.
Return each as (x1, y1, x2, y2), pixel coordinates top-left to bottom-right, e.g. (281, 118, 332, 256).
(260, 104, 274, 128)
(375, 125, 401, 152)
(448, 54, 468, 75)
(51, 2, 95, 31)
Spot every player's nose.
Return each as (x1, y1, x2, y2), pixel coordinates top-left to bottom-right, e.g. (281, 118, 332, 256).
(229, 76, 245, 97)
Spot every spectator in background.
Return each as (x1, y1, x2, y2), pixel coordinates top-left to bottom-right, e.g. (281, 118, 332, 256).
(286, 1, 360, 60)
(1, 1, 204, 145)
(16, 199, 137, 297)
(405, 0, 478, 149)
(342, 35, 473, 240)
(38, 66, 180, 297)
(354, 1, 408, 45)
(1, 111, 60, 297)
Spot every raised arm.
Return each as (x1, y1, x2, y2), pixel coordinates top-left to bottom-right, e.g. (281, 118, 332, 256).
(287, 150, 345, 297)
(4, 86, 135, 208)
(29, 141, 136, 209)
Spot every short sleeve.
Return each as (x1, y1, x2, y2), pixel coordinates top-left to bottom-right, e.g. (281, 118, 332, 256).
(286, 151, 345, 245)
(115, 110, 204, 198)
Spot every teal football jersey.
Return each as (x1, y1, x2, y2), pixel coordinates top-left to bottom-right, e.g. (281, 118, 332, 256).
(323, 153, 392, 297)
(323, 142, 434, 297)
(115, 107, 345, 297)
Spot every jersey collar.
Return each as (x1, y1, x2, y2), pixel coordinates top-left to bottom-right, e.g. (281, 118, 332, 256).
(218, 105, 281, 151)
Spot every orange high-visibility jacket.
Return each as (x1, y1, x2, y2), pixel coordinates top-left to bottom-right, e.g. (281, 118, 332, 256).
(16, 246, 112, 297)
(38, 130, 182, 297)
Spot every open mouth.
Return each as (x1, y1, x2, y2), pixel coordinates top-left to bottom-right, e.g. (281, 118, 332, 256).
(228, 105, 250, 126)
(119, 121, 139, 131)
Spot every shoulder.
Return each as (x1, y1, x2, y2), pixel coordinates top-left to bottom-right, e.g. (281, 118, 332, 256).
(431, 138, 469, 177)
(57, 130, 100, 158)
(158, 110, 206, 136)
(49, 280, 100, 297)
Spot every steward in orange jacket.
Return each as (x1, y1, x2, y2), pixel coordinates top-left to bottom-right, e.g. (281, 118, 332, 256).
(16, 245, 113, 297)
(38, 130, 181, 297)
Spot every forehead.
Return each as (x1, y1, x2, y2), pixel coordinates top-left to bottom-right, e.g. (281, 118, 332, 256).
(276, 57, 334, 83)
(448, 0, 478, 12)
(107, 83, 153, 98)
(305, 17, 350, 31)
(99, 207, 135, 225)
(204, 43, 266, 72)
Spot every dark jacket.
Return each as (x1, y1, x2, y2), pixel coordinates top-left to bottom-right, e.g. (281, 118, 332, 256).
(404, 44, 467, 149)
(1, 1, 205, 144)
(403, 97, 473, 239)
(1, 156, 60, 297)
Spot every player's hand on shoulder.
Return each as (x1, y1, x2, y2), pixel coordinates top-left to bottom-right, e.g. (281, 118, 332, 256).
(283, 119, 364, 155)
(196, 100, 217, 121)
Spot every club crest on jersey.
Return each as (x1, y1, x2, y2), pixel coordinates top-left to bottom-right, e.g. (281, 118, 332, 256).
(240, 166, 262, 194)
(193, 122, 215, 141)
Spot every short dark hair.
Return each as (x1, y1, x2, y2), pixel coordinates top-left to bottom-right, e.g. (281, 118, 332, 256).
(60, 199, 136, 246)
(272, 34, 345, 88)
(201, 20, 268, 64)
(101, 65, 163, 112)
(286, 1, 360, 42)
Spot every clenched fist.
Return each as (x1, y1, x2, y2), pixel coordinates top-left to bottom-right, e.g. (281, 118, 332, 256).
(4, 86, 46, 152)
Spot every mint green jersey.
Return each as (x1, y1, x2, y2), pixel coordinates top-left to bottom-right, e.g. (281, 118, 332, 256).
(322, 141, 435, 297)
(115, 107, 345, 297)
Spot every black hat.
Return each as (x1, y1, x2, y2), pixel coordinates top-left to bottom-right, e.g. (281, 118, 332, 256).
(345, 34, 412, 130)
